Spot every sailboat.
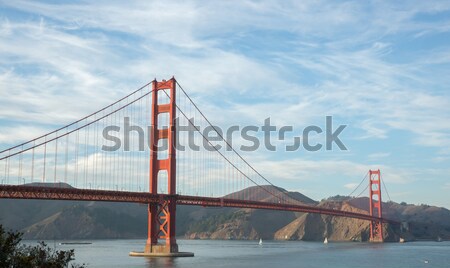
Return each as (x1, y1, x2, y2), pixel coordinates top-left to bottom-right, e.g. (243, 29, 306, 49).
(259, 238, 263, 245)
(324, 237, 328, 244)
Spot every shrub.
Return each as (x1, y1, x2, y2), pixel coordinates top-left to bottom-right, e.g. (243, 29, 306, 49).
(0, 225, 85, 268)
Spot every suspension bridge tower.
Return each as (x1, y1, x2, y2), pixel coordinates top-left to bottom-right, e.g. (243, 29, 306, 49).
(369, 169, 384, 242)
(130, 77, 193, 257)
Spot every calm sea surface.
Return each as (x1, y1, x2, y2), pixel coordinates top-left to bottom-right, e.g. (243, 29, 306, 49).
(25, 239, 449, 268)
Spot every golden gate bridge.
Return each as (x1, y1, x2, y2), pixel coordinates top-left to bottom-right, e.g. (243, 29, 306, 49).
(0, 77, 396, 257)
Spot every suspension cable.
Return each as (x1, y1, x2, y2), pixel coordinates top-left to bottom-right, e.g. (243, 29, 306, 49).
(175, 81, 305, 204)
(355, 184, 369, 198)
(161, 89, 286, 202)
(347, 171, 369, 197)
(380, 173, 392, 202)
(0, 89, 153, 160)
(1, 82, 153, 154)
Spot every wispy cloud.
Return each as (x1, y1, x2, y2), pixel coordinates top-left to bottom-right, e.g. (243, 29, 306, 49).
(368, 152, 391, 160)
(344, 183, 359, 190)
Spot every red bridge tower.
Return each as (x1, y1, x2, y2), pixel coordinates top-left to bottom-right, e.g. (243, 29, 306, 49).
(369, 169, 383, 242)
(145, 78, 178, 254)
(132, 78, 193, 257)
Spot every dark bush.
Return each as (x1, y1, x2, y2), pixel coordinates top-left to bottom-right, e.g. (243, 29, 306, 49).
(0, 225, 85, 268)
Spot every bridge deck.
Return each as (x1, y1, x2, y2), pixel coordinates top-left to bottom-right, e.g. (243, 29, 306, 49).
(0, 185, 398, 224)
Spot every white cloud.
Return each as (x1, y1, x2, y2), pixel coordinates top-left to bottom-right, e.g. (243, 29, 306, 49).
(344, 183, 359, 190)
(368, 152, 391, 160)
(252, 158, 410, 185)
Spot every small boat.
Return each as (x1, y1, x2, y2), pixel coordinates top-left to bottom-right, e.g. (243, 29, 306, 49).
(59, 242, 92, 245)
(324, 237, 328, 244)
(259, 238, 263, 245)
(399, 237, 405, 243)
(437, 236, 442, 242)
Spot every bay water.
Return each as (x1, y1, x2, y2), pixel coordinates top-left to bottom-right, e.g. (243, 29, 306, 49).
(26, 239, 449, 268)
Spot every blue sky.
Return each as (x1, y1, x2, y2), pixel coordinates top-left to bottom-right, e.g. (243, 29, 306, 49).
(0, 1, 449, 208)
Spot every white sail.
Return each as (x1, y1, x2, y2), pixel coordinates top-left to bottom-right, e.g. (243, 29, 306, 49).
(259, 238, 263, 245)
(324, 237, 328, 244)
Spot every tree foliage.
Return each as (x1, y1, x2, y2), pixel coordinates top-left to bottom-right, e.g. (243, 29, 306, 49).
(0, 225, 85, 268)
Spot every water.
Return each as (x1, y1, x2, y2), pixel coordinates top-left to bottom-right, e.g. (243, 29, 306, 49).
(27, 239, 450, 268)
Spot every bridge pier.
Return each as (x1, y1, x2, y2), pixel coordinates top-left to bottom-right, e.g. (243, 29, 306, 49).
(143, 197, 180, 255)
(130, 78, 193, 257)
